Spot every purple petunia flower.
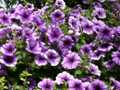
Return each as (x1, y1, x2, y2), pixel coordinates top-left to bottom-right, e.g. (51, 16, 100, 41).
(58, 35, 74, 50)
(112, 51, 120, 65)
(110, 77, 120, 90)
(81, 20, 94, 35)
(68, 16, 80, 31)
(90, 49, 105, 61)
(0, 41, 16, 56)
(92, 7, 106, 19)
(0, 28, 11, 39)
(92, 18, 105, 33)
(104, 60, 115, 69)
(0, 55, 17, 67)
(88, 63, 101, 76)
(83, 82, 93, 90)
(50, 9, 65, 24)
(0, 13, 10, 25)
(62, 51, 81, 69)
(46, 49, 60, 66)
(55, 0, 66, 9)
(28, 77, 36, 90)
(26, 39, 41, 54)
(55, 71, 74, 85)
(47, 24, 63, 43)
(80, 43, 93, 56)
(97, 26, 113, 41)
(91, 79, 107, 90)
(68, 79, 85, 90)
(38, 78, 54, 90)
(98, 43, 113, 52)
(35, 53, 47, 66)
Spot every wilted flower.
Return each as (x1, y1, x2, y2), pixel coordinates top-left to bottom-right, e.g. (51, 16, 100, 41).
(62, 51, 81, 69)
(38, 78, 54, 90)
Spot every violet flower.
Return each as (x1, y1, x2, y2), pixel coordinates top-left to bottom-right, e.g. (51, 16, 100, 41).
(62, 51, 81, 69)
(38, 78, 54, 90)
(55, 71, 74, 85)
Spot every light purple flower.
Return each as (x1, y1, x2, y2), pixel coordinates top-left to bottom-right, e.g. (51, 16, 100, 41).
(26, 39, 41, 54)
(92, 7, 106, 19)
(0, 13, 10, 25)
(62, 51, 81, 69)
(55, 71, 74, 85)
(55, 0, 66, 9)
(58, 35, 74, 50)
(104, 60, 115, 69)
(47, 25, 63, 43)
(0, 28, 11, 39)
(80, 43, 93, 56)
(46, 49, 60, 66)
(38, 78, 54, 90)
(35, 53, 47, 66)
(68, 16, 80, 30)
(110, 77, 120, 90)
(81, 20, 94, 35)
(0, 55, 17, 67)
(90, 49, 105, 61)
(50, 9, 65, 24)
(83, 82, 93, 90)
(98, 43, 113, 52)
(91, 79, 107, 90)
(68, 79, 85, 90)
(0, 41, 16, 56)
(112, 51, 120, 65)
(97, 26, 113, 41)
(88, 63, 101, 76)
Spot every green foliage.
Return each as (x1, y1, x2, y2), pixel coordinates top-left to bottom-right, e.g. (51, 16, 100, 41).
(0, 77, 8, 90)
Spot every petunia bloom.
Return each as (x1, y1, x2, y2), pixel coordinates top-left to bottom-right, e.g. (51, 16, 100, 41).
(0, 41, 16, 56)
(55, 71, 74, 85)
(38, 78, 54, 90)
(46, 49, 60, 66)
(50, 9, 65, 24)
(62, 51, 81, 69)
(0, 55, 17, 67)
(68, 79, 85, 90)
(35, 53, 47, 66)
(91, 79, 107, 90)
(112, 51, 120, 65)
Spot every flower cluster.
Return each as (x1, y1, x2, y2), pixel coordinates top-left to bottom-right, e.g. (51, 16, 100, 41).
(0, 0, 120, 89)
